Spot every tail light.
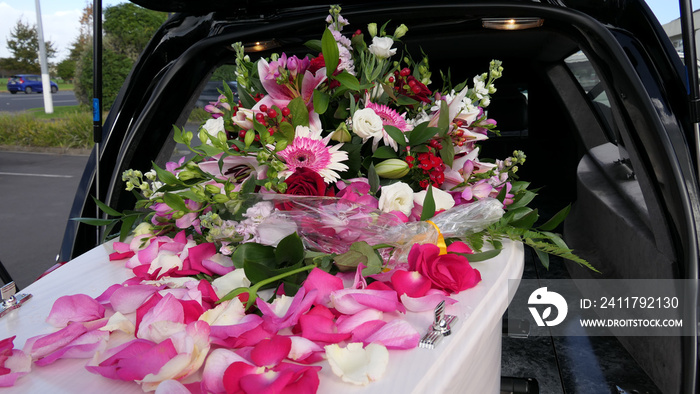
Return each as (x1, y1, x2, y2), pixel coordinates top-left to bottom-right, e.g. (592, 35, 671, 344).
(19, 78, 24, 83)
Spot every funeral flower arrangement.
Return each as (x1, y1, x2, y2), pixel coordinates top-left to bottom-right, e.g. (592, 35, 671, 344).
(1, 6, 593, 392)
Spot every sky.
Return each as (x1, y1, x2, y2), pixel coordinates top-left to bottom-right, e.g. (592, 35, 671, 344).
(0, 0, 695, 62)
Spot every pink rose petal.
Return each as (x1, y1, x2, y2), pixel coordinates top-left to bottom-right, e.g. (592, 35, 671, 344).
(331, 288, 404, 315)
(202, 349, 250, 394)
(46, 294, 105, 327)
(251, 336, 292, 367)
(365, 319, 420, 349)
(400, 292, 457, 312)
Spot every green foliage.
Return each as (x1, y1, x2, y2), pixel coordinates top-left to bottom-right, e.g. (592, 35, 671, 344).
(73, 3, 167, 109)
(56, 58, 76, 82)
(103, 3, 168, 62)
(3, 19, 57, 73)
(0, 110, 93, 149)
(75, 46, 133, 110)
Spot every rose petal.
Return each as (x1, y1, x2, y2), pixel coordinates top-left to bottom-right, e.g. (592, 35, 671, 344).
(251, 336, 292, 367)
(46, 294, 105, 327)
(400, 292, 457, 312)
(202, 349, 250, 394)
(364, 319, 420, 349)
(325, 342, 389, 385)
(331, 289, 404, 315)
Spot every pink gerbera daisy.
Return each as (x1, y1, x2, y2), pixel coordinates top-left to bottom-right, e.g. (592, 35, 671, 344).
(279, 126, 349, 184)
(365, 102, 411, 151)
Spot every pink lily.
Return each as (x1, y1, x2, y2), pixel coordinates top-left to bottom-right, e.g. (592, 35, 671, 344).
(254, 57, 327, 131)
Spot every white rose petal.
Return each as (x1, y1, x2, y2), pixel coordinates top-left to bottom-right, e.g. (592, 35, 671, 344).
(378, 182, 415, 216)
(413, 188, 455, 212)
(352, 108, 384, 140)
(199, 299, 246, 326)
(368, 36, 397, 59)
(325, 342, 389, 385)
(212, 269, 251, 299)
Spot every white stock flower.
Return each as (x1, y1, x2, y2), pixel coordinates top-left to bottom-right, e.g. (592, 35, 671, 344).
(202, 117, 225, 144)
(378, 181, 415, 216)
(413, 188, 455, 212)
(368, 36, 397, 59)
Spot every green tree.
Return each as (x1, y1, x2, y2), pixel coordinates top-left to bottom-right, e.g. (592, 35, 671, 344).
(103, 3, 168, 62)
(74, 3, 167, 109)
(4, 19, 56, 73)
(56, 58, 76, 81)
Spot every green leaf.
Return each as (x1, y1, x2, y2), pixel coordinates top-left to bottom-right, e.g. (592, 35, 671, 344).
(321, 28, 339, 78)
(408, 123, 440, 146)
(508, 190, 537, 210)
(439, 139, 455, 167)
(163, 193, 191, 212)
(333, 71, 361, 91)
(368, 163, 380, 194)
(119, 214, 138, 241)
(464, 249, 502, 262)
(538, 205, 571, 231)
(92, 196, 122, 217)
(304, 39, 323, 52)
(71, 217, 117, 226)
(437, 100, 450, 136)
(372, 146, 398, 159)
(333, 241, 383, 275)
(231, 243, 276, 269)
(153, 162, 182, 185)
(275, 233, 305, 266)
(509, 208, 539, 229)
(313, 90, 330, 115)
(288, 97, 309, 127)
(383, 125, 407, 147)
(240, 174, 257, 194)
(421, 186, 436, 221)
(278, 121, 295, 141)
(395, 95, 419, 106)
(533, 248, 550, 270)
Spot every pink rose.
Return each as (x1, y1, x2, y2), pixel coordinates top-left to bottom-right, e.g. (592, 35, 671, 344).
(407, 241, 480, 294)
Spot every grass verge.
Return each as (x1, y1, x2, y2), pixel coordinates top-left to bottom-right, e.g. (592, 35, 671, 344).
(0, 107, 93, 149)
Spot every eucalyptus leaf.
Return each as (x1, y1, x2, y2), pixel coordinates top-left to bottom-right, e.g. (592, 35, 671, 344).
(439, 139, 455, 167)
(119, 214, 138, 242)
(437, 100, 450, 136)
(304, 39, 323, 52)
(508, 190, 537, 210)
(395, 95, 419, 106)
(534, 248, 550, 270)
(510, 209, 539, 229)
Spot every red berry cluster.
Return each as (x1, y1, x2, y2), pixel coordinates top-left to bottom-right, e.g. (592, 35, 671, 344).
(415, 151, 445, 189)
(391, 68, 432, 103)
(235, 104, 291, 149)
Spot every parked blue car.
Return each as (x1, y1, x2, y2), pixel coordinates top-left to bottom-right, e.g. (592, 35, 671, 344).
(6, 74, 59, 94)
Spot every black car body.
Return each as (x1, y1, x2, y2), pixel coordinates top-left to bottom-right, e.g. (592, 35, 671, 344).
(59, 1, 699, 392)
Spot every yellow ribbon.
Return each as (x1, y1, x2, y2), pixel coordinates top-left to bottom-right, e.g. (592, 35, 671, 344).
(426, 220, 447, 255)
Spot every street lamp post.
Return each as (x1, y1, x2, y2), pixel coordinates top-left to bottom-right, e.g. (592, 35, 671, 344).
(34, 0, 53, 114)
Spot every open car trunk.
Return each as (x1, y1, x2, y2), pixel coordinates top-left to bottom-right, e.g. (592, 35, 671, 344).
(60, 1, 699, 392)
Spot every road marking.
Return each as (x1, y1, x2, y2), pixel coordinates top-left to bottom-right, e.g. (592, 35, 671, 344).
(0, 172, 73, 178)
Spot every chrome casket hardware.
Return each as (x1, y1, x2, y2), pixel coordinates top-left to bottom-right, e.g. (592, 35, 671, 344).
(0, 282, 32, 318)
(419, 300, 458, 349)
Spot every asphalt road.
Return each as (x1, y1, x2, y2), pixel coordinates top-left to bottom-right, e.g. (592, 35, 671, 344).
(0, 90, 79, 112)
(0, 150, 89, 289)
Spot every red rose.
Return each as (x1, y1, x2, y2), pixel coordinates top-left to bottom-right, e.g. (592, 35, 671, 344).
(407, 241, 480, 294)
(285, 167, 330, 197)
(308, 54, 326, 74)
